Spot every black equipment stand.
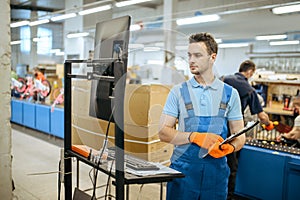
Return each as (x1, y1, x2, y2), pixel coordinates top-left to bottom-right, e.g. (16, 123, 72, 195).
(64, 58, 126, 200)
(64, 59, 184, 200)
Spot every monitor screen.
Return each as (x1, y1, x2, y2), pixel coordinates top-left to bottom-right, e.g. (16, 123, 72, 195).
(89, 16, 131, 122)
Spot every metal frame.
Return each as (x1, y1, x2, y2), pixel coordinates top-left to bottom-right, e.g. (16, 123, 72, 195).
(64, 59, 126, 200)
(63, 59, 184, 200)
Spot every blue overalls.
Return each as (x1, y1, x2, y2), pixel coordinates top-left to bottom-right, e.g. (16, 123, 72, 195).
(166, 82, 232, 200)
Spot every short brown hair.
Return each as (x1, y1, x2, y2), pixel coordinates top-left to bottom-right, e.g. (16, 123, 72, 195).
(189, 32, 218, 55)
(239, 60, 256, 72)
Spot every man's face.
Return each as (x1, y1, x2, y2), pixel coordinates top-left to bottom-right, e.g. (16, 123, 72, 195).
(188, 42, 215, 75)
(293, 103, 300, 117)
(245, 69, 255, 79)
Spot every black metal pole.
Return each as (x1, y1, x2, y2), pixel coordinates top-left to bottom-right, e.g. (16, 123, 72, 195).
(64, 61, 72, 200)
(114, 61, 126, 200)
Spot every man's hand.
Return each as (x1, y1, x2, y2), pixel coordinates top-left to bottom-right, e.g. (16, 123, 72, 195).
(189, 132, 223, 149)
(208, 142, 235, 158)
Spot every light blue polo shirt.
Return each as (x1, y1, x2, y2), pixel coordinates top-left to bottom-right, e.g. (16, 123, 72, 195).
(163, 77, 243, 132)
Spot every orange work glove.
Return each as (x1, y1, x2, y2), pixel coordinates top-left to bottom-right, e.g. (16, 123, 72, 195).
(189, 132, 223, 149)
(208, 142, 235, 158)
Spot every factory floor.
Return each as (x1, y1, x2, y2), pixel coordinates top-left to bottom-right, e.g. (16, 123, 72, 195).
(11, 124, 164, 200)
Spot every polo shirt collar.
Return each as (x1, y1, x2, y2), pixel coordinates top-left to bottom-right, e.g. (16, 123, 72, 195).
(189, 76, 219, 90)
(235, 72, 248, 81)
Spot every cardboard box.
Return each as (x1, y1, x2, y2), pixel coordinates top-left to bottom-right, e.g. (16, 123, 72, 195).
(71, 115, 172, 160)
(72, 123, 173, 162)
(72, 80, 171, 124)
(124, 84, 171, 126)
(72, 80, 171, 141)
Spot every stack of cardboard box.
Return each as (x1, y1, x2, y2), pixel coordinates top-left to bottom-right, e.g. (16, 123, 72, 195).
(72, 80, 173, 164)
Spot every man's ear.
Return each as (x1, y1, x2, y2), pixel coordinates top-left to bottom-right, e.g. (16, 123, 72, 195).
(211, 53, 217, 60)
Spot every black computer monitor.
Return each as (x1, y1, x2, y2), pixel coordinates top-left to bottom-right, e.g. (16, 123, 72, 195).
(89, 16, 131, 122)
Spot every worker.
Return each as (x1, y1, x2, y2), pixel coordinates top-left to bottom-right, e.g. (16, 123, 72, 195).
(32, 67, 46, 81)
(277, 97, 300, 141)
(159, 32, 245, 200)
(223, 60, 274, 199)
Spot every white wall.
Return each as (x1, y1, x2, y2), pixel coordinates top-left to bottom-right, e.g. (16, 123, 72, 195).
(215, 47, 249, 77)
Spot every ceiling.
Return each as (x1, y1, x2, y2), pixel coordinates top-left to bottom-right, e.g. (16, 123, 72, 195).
(9, 0, 300, 42)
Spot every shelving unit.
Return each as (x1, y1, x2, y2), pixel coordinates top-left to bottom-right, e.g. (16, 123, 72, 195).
(37, 64, 58, 78)
(247, 52, 300, 74)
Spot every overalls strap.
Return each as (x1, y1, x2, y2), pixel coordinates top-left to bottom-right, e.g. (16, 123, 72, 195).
(218, 83, 232, 117)
(180, 82, 195, 117)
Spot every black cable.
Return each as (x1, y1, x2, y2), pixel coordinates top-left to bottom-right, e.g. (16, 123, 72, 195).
(91, 106, 115, 200)
(105, 159, 115, 200)
(58, 160, 61, 200)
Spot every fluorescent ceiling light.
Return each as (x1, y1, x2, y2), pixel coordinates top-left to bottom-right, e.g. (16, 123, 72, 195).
(51, 13, 77, 21)
(219, 43, 249, 48)
(175, 46, 188, 51)
(128, 43, 144, 49)
(33, 38, 41, 42)
(130, 24, 142, 31)
(143, 47, 161, 52)
(269, 40, 299, 46)
(147, 60, 164, 65)
(115, 0, 153, 7)
(29, 19, 50, 26)
(215, 38, 222, 43)
(10, 20, 29, 28)
(56, 51, 65, 56)
(67, 32, 89, 38)
(78, 4, 112, 15)
(272, 4, 300, 14)
(32, 37, 49, 42)
(50, 49, 61, 53)
(10, 40, 21, 45)
(176, 14, 220, 26)
(255, 34, 287, 40)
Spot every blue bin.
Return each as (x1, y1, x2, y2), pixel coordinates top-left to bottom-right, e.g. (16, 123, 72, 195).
(35, 104, 50, 133)
(50, 107, 64, 138)
(23, 101, 36, 129)
(11, 99, 23, 124)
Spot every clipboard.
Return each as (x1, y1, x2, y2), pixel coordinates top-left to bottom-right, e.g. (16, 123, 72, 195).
(219, 121, 259, 146)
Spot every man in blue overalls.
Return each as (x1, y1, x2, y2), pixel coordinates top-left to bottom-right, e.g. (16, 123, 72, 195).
(159, 32, 245, 200)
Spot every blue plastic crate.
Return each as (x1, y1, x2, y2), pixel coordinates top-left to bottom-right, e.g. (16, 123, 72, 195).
(23, 101, 36, 129)
(50, 107, 64, 138)
(11, 99, 23, 124)
(35, 104, 50, 133)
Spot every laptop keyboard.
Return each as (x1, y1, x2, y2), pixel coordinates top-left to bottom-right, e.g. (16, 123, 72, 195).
(107, 149, 160, 171)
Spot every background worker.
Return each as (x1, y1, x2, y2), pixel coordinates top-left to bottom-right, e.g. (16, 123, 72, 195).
(32, 67, 46, 81)
(159, 32, 245, 200)
(277, 97, 300, 141)
(223, 60, 274, 199)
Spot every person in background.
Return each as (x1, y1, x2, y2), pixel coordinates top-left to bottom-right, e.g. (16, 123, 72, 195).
(32, 67, 46, 81)
(277, 97, 300, 141)
(159, 32, 245, 200)
(223, 60, 274, 200)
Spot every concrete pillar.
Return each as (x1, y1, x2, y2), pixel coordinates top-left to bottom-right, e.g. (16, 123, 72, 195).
(0, 0, 13, 199)
(30, 11, 38, 70)
(163, 0, 177, 67)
